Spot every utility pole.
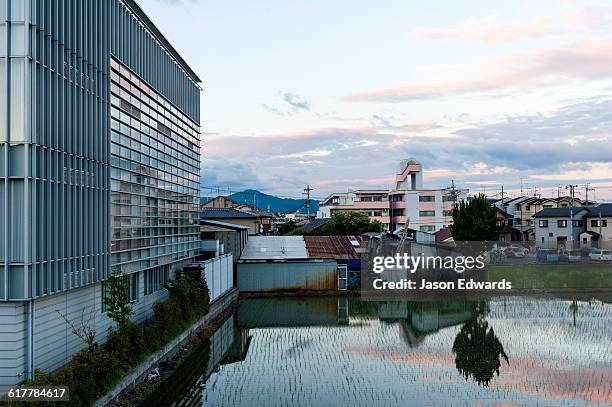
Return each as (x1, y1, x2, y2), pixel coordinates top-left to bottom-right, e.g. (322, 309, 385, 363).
(304, 185, 313, 222)
(584, 183, 594, 205)
(565, 184, 578, 207)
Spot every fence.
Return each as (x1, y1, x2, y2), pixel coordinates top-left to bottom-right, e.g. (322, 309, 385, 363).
(199, 254, 234, 303)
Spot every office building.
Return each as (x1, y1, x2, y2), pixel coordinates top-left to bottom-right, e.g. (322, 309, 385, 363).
(0, 0, 201, 385)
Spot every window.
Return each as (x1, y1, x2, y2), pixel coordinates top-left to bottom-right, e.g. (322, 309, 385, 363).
(371, 210, 383, 217)
(420, 225, 435, 232)
(393, 209, 405, 216)
(557, 220, 567, 228)
(419, 196, 435, 202)
(549, 232, 553, 237)
(572, 220, 583, 227)
(443, 195, 454, 202)
(526, 205, 531, 211)
(539, 220, 548, 228)
(419, 210, 435, 216)
(443, 210, 453, 216)
(591, 220, 608, 227)
(144, 265, 169, 295)
(359, 196, 372, 202)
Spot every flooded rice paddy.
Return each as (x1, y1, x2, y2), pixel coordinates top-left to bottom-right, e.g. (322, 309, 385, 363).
(158, 295, 612, 407)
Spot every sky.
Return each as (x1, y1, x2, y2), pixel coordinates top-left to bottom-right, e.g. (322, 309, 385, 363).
(139, 0, 612, 201)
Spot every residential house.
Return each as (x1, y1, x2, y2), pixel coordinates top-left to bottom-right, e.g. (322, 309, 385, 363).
(201, 208, 275, 235)
(511, 196, 594, 241)
(495, 207, 521, 242)
(201, 195, 239, 209)
(583, 203, 612, 249)
(434, 228, 454, 245)
(533, 207, 590, 249)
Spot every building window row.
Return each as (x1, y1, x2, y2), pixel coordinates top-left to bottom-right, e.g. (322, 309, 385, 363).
(144, 265, 170, 295)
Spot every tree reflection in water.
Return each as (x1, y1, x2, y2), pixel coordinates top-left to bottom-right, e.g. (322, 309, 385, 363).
(452, 302, 509, 387)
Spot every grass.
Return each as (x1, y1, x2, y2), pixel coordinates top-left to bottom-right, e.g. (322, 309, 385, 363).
(488, 263, 612, 289)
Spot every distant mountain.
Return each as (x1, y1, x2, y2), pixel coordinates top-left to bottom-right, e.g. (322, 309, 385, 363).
(227, 189, 319, 214)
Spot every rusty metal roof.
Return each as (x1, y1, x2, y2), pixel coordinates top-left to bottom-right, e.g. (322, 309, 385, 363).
(303, 236, 362, 260)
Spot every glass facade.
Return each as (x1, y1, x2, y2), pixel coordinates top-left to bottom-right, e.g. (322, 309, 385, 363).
(109, 57, 200, 278)
(0, 0, 201, 300)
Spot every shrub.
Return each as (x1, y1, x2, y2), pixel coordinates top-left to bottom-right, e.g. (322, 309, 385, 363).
(23, 270, 210, 406)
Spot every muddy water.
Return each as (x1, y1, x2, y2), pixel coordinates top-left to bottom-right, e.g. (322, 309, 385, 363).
(163, 296, 612, 407)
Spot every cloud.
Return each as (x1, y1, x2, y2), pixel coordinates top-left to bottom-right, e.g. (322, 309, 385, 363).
(202, 98, 612, 199)
(410, 15, 551, 44)
(346, 40, 612, 102)
(409, 7, 612, 44)
(281, 92, 311, 111)
(262, 91, 311, 116)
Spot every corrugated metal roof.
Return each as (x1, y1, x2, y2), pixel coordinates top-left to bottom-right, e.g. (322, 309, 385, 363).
(303, 236, 362, 260)
(240, 236, 308, 260)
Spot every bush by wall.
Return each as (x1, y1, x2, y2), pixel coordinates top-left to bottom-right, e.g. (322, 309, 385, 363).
(23, 269, 210, 407)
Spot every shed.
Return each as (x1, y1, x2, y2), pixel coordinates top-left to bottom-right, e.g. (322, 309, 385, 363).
(237, 236, 340, 292)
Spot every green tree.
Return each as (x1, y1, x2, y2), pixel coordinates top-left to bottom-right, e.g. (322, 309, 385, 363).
(102, 273, 134, 328)
(319, 211, 382, 235)
(450, 194, 501, 241)
(278, 220, 298, 235)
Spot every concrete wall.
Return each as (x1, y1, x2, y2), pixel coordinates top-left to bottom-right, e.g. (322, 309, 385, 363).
(237, 260, 338, 292)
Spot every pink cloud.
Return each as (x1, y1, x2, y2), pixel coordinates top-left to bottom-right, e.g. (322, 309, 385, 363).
(410, 15, 551, 44)
(346, 41, 612, 102)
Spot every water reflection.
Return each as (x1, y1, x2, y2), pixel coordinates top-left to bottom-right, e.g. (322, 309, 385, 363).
(155, 296, 612, 406)
(452, 302, 509, 387)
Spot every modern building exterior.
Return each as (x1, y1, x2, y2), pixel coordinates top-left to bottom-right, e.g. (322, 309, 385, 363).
(317, 159, 465, 233)
(0, 0, 200, 385)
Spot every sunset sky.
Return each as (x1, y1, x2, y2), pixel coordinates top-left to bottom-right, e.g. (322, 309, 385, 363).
(139, 0, 612, 201)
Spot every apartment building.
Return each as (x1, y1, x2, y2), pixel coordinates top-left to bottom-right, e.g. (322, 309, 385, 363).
(0, 0, 200, 385)
(317, 159, 464, 233)
(318, 190, 390, 229)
